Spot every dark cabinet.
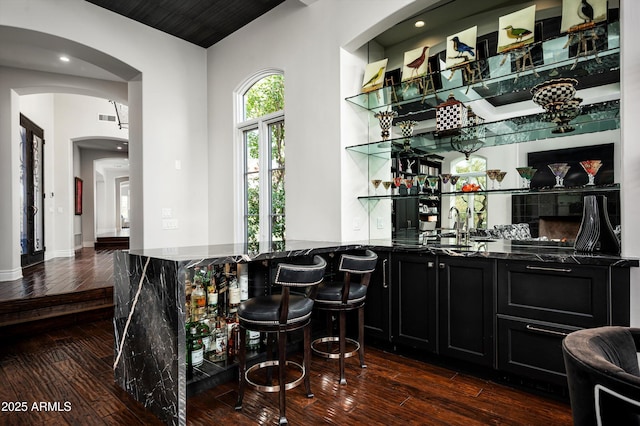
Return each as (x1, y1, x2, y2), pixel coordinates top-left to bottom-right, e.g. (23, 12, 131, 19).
(364, 252, 391, 342)
(496, 260, 629, 386)
(438, 257, 494, 367)
(391, 252, 437, 352)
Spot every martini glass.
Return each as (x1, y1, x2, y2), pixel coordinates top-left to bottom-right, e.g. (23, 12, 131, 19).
(404, 178, 414, 195)
(392, 176, 403, 195)
(416, 175, 427, 194)
(426, 177, 439, 194)
(450, 175, 460, 191)
(486, 169, 500, 189)
(439, 174, 452, 192)
(371, 179, 382, 195)
(516, 167, 537, 188)
(548, 163, 570, 187)
(579, 160, 602, 186)
(382, 181, 392, 194)
(495, 171, 507, 189)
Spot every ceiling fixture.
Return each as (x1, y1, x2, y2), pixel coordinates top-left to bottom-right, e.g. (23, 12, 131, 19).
(59, 55, 70, 62)
(414, 20, 425, 28)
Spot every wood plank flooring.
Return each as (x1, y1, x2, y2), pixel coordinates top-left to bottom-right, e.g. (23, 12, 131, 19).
(0, 249, 573, 425)
(0, 319, 573, 425)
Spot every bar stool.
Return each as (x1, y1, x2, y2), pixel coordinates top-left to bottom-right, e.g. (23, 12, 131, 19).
(311, 250, 378, 385)
(235, 255, 326, 425)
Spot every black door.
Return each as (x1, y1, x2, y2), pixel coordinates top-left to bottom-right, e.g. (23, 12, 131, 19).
(20, 114, 45, 267)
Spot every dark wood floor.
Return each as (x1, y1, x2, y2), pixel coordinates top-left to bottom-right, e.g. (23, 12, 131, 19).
(0, 249, 574, 425)
(0, 248, 114, 302)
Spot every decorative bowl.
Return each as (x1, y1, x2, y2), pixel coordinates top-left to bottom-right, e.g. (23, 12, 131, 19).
(531, 78, 578, 110)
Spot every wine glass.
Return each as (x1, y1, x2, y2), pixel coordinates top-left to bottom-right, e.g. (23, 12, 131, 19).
(382, 181, 392, 194)
(495, 171, 507, 189)
(371, 179, 382, 195)
(439, 173, 452, 192)
(450, 175, 460, 191)
(516, 167, 537, 188)
(486, 169, 500, 189)
(548, 163, 570, 187)
(579, 160, 602, 186)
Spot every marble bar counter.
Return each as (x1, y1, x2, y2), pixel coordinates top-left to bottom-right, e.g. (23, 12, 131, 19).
(113, 240, 368, 426)
(113, 239, 637, 425)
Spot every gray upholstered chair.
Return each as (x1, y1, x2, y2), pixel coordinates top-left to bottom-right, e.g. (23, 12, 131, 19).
(235, 255, 326, 425)
(311, 250, 378, 385)
(562, 326, 640, 425)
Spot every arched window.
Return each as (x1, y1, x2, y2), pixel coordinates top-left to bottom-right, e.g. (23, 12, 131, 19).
(237, 73, 285, 248)
(452, 155, 487, 229)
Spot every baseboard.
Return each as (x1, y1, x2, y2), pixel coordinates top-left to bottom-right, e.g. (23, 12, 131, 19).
(0, 268, 22, 282)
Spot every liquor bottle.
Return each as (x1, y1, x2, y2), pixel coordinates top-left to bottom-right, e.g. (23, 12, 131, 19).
(184, 270, 193, 322)
(191, 276, 206, 322)
(209, 317, 227, 362)
(186, 324, 196, 379)
(199, 320, 211, 355)
(216, 267, 228, 318)
(227, 312, 239, 362)
(206, 283, 218, 319)
(247, 329, 261, 351)
(238, 263, 249, 301)
(228, 275, 240, 315)
(192, 338, 204, 368)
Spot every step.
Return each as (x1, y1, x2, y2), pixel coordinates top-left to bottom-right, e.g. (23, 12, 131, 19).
(0, 288, 114, 338)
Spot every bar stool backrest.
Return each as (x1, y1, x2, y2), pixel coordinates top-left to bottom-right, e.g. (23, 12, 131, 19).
(274, 255, 327, 325)
(339, 250, 378, 274)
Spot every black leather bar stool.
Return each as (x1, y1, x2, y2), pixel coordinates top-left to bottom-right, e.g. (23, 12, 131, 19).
(311, 250, 377, 385)
(235, 255, 326, 425)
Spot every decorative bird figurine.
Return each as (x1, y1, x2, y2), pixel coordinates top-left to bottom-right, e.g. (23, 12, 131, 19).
(451, 36, 475, 58)
(578, 0, 594, 23)
(503, 25, 532, 43)
(362, 66, 385, 90)
(405, 46, 428, 79)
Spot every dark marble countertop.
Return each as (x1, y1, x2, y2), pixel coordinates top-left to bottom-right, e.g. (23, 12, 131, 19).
(123, 238, 638, 268)
(370, 238, 639, 268)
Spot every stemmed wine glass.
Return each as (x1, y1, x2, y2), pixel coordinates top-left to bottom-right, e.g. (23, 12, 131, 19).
(495, 171, 507, 189)
(486, 169, 500, 189)
(516, 167, 537, 188)
(382, 181, 392, 194)
(579, 160, 602, 186)
(548, 163, 570, 187)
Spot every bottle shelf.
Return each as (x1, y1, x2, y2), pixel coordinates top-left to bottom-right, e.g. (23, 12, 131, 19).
(345, 22, 619, 113)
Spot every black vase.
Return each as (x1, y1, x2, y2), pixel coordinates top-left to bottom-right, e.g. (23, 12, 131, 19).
(574, 195, 620, 255)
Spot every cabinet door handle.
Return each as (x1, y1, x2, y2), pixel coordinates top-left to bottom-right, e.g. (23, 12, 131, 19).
(525, 265, 572, 273)
(427, 261, 434, 268)
(382, 258, 388, 288)
(525, 324, 569, 337)
(439, 263, 445, 269)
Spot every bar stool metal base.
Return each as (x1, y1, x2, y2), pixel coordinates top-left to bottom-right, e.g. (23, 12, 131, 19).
(245, 359, 306, 393)
(311, 336, 360, 360)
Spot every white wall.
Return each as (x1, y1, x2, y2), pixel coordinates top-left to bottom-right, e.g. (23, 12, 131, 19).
(206, 0, 442, 244)
(1, 0, 209, 279)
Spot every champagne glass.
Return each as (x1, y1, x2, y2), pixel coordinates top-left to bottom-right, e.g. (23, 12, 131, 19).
(579, 160, 602, 186)
(382, 181, 392, 194)
(486, 169, 500, 190)
(495, 171, 507, 189)
(548, 163, 570, 187)
(371, 179, 382, 195)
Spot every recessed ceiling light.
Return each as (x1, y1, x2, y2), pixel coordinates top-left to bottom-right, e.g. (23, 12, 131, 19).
(59, 56, 70, 62)
(414, 20, 425, 28)
(117, 146, 123, 150)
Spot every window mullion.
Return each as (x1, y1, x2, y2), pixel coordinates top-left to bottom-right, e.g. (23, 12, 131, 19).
(258, 119, 271, 243)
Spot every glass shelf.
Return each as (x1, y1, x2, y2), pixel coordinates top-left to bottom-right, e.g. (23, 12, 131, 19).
(347, 100, 619, 158)
(358, 183, 619, 201)
(345, 21, 619, 113)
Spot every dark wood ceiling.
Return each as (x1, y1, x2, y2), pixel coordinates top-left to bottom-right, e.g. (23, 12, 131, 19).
(85, 0, 285, 48)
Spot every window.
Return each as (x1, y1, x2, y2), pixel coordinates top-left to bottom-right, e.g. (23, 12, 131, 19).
(238, 73, 285, 248)
(452, 156, 487, 230)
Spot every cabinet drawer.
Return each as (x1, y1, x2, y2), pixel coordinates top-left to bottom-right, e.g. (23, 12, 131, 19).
(497, 316, 579, 386)
(498, 260, 608, 328)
